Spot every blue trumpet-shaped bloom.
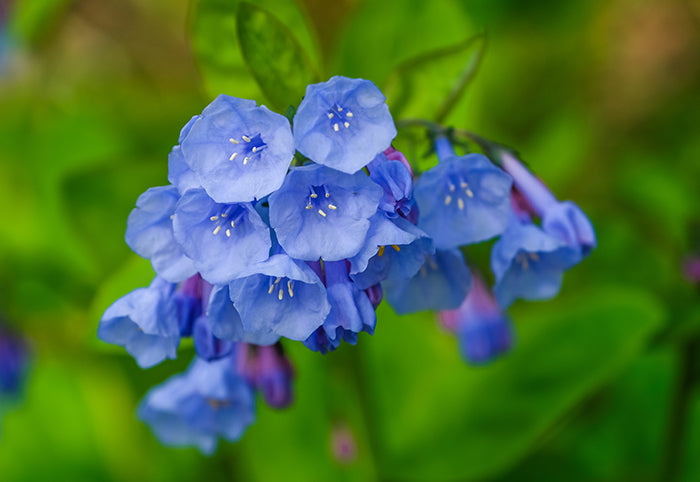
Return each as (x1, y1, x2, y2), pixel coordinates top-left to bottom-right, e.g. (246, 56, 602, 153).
(383, 249, 472, 314)
(293, 76, 397, 174)
(415, 138, 512, 249)
(491, 212, 582, 308)
(98, 276, 181, 368)
(268, 164, 382, 261)
(367, 154, 416, 218)
(303, 261, 376, 354)
(207, 285, 281, 346)
(228, 254, 331, 342)
(173, 189, 271, 284)
(125, 186, 197, 283)
(438, 273, 514, 365)
(180, 95, 294, 203)
(168, 116, 202, 195)
(137, 354, 255, 455)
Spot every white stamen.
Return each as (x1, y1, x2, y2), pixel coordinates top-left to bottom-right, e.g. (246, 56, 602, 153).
(310, 193, 318, 198)
(221, 213, 228, 218)
(328, 204, 337, 210)
(252, 146, 258, 153)
(444, 195, 452, 205)
(278, 288, 284, 300)
(344, 122, 350, 128)
(449, 183, 456, 192)
(466, 189, 474, 198)
(333, 123, 339, 132)
(213, 226, 222, 235)
(242, 135, 251, 142)
(346, 111, 353, 117)
(458, 198, 464, 210)
(460, 181, 468, 188)
(337, 106, 343, 111)
(287, 280, 294, 298)
(318, 209, 327, 217)
(225, 229, 231, 237)
(274, 277, 281, 284)
(231, 221, 235, 227)
(210, 216, 219, 221)
(243, 157, 249, 165)
(229, 138, 239, 144)
(229, 152, 238, 161)
(268, 284, 275, 294)
(328, 113, 334, 119)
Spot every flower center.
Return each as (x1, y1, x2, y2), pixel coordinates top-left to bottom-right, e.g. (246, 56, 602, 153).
(443, 176, 474, 210)
(209, 205, 247, 237)
(515, 251, 539, 270)
(228, 133, 266, 165)
(327, 103, 354, 132)
(305, 184, 338, 218)
(267, 276, 295, 301)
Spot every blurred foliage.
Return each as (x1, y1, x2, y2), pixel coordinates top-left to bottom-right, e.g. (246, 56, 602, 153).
(0, 0, 699, 481)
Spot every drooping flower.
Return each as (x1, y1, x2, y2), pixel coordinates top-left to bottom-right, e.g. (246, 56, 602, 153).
(367, 154, 416, 219)
(180, 95, 295, 203)
(207, 285, 281, 346)
(172, 188, 271, 284)
(490, 210, 581, 308)
(500, 150, 596, 256)
(293, 76, 397, 174)
(415, 137, 512, 249)
(137, 354, 255, 455)
(438, 271, 514, 365)
(268, 164, 382, 261)
(125, 185, 197, 283)
(248, 344, 295, 409)
(303, 261, 376, 354)
(383, 249, 472, 314)
(98, 276, 181, 368)
(228, 253, 331, 342)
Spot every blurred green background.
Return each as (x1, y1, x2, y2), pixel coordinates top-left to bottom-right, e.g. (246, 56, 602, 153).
(0, 0, 699, 480)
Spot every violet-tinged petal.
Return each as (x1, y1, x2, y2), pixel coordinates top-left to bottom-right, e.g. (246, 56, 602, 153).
(208, 285, 280, 346)
(367, 155, 415, 217)
(192, 316, 234, 361)
(541, 200, 597, 256)
(269, 164, 382, 261)
(251, 345, 294, 409)
(293, 76, 397, 174)
(180, 95, 294, 203)
(172, 189, 271, 284)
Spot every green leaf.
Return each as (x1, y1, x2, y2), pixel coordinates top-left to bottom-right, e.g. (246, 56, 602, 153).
(363, 285, 665, 481)
(384, 34, 485, 122)
(7, 0, 73, 46)
(236, 2, 318, 111)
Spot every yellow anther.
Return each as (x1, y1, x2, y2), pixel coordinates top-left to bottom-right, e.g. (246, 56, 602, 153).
(333, 123, 339, 132)
(445, 195, 452, 205)
(213, 226, 222, 235)
(243, 157, 249, 165)
(328, 204, 337, 210)
(278, 288, 284, 300)
(458, 198, 464, 210)
(310, 193, 318, 198)
(287, 280, 294, 298)
(466, 189, 474, 198)
(378, 246, 385, 257)
(229, 138, 239, 144)
(274, 277, 281, 284)
(210, 216, 219, 221)
(344, 122, 350, 128)
(221, 213, 228, 217)
(226, 229, 231, 237)
(306, 205, 312, 210)
(460, 181, 468, 188)
(318, 209, 327, 217)
(231, 220, 235, 227)
(449, 184, 456, 192)
(328, 113, 334, 119)
(268, 284, 275, 294)
(337, 106, 343, 111)
(346, 111, 353, 117)
(391, 244, 401, 252)
(242, 135, 251, 142)
(229, 152, 238, 161)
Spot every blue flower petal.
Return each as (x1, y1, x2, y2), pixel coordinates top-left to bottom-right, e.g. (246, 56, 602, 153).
(269, 164, 382, 261)
(542, 200, 597, 256)
(125, 186, 197, 283)
(416, 140, 512, 248)
(192, 315, 234, 361)
(180, 95, 294, 203)
(137, 354, 255, 455)
(98, 276, 180, 368)
(383, 249, 472, 314)
(293, 76, 396, 173)
(228, 254, 330, 342)
(208, 285, 280, 346)
(173, 189, 271, 284)
(368, 155, 415, 217)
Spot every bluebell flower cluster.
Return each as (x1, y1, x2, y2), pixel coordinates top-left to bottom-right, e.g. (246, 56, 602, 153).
(98, 75, 595, 452)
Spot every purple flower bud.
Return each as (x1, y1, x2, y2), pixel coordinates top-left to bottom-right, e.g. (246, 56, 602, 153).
(0, 324, 29, 397)
(251, 345, 294, 409)
(365, 283, 383, 310)
(438, 272, 514, 365)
